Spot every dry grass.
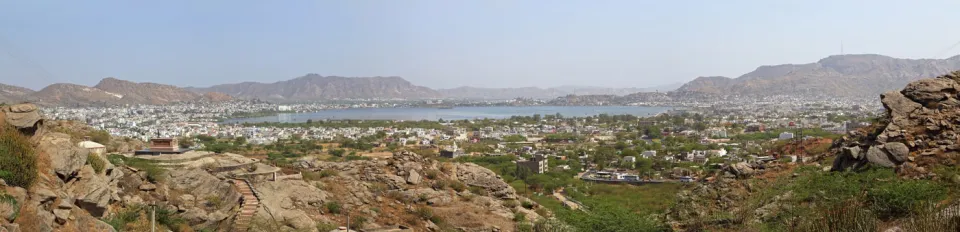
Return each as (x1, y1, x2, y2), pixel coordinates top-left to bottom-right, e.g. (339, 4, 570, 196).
(432, 202, 515, 230)
(358, 151, 393, 159)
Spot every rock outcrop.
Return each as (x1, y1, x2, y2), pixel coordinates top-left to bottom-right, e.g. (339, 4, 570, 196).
(2, 103, 43, 137)
(296, 151, 542, 231)
(832, 71, 960, 178)
(0, 104, 120, 232)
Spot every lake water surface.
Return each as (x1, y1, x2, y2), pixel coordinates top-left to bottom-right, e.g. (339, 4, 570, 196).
(225, 106, 674, 123)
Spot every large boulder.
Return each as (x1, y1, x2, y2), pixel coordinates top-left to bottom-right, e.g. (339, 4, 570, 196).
(2, 104, 42, 130)
(866, 146, 897, 168)
(67, 165, 122, 217)
(407, 170, 422, 185)
(455, 163, 517, 199)
(883, 142, 909, 163)
(39, 133, 88, 179)
(832, 146, 869, 171)
(901, 78, 959, 106)
(725, 162, 755, 178)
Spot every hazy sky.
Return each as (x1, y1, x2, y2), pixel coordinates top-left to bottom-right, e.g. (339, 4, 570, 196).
(2, 1, 960, 90)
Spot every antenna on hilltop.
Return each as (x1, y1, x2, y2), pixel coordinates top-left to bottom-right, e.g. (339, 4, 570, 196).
(840, 40, 844, 55)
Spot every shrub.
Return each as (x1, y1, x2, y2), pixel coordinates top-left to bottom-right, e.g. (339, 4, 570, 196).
(414, 206, 434, 219)
(513, 212, 526, 222)
(469, 186, 488, 196)
(868, 179, 947, 219)
(370, 182, 389, 195)
(503, 200, 519, 209)
(302, 171, 322, 181)
(320, 169, 339, 178)
(0, 191, 19, 221)
(522, 201, 535, 209)
(449, 181, 467, 192)
(349, 215, 367, 229)
(0, 125, 37, 188)
(440, 163, 453, 173)
(431, 180, 448, 190)
(316, 222, 338, 232)
(205, 195, 223, 208)
(113, 155, 166, 183)
(105, 205, 144, 230)
(425, 170, 439, 179)
(87, 153, 106, 174)
(793, 203, 878, 232)
(325, 201, 342, 214)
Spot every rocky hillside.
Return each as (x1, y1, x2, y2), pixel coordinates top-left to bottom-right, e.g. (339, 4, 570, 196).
(0, 104, 546, 231)
(831, 70, 960, 177)
(31, 83, 128, 106)
(195, 74, 442, 101)
(677, 54, 960, 98)
(667, 71, 960, 231)
(19, 78, 234, 106)
(93, 78, 204, 105)
(0, 83, 35, 104)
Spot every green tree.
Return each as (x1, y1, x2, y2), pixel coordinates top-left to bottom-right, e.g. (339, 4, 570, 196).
(233, 136, 247, 146)
(330, 149, 346, 157)
(614, 141, 628, 150)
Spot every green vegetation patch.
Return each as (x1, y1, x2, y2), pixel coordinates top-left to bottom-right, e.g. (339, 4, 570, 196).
(0, 125, 37, 188)
(108, 154, 166, 183)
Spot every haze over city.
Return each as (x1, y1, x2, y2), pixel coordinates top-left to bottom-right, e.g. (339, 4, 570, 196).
(2, 0, 960, 90)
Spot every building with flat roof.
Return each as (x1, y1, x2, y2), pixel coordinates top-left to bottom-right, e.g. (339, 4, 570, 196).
(518, 154, 549, 174)
(135, 138, 191, 155)
(439, 141, 465, 158)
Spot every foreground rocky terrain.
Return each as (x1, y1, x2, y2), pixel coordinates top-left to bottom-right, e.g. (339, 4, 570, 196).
(667, 71, 960, 231)
(831, 70, 960, 177)
(0, 103, 545, 232)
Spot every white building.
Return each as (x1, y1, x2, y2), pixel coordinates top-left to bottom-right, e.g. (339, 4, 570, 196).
(77, 141, 106, 155)
(779, 132, 795, 140)
(641, 150, 657, 158)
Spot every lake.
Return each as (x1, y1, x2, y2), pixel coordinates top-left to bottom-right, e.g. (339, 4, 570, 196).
(224, 106, 674, 123)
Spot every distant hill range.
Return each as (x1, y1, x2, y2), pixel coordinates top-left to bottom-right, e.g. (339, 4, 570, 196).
(677, 54, 960, 97)
(3, 54, 960, 105)
(0, 78, 233, 106)
(188, 74, 441, 101)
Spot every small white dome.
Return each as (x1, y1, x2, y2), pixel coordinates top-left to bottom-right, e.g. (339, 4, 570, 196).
(77, 141, 106, 149)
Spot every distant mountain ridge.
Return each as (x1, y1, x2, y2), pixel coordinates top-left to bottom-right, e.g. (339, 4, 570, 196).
(191, 74, 442, 101)
(0, 78, 233, 106)
(4, 53, 958, 105)
(677, 54, 960, 97)
(0, 83, 36, 104)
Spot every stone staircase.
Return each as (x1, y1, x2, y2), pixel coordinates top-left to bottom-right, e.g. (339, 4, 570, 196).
(233, 179, 260, 232)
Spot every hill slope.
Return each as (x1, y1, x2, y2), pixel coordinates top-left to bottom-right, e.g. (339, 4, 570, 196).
(93, 77, 204, 105)
(0, 83, 35, 104)
(676, 54, 960, 97)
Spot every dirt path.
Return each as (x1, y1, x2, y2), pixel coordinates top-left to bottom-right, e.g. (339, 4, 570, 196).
(553, 188, 582, 211)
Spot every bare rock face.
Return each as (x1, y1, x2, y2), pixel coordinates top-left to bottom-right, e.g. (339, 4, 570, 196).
(39, 133, 88, 180)
(2, 104, 43, 136)
(455, 163, 517, 199)
(725, 162, 756, 178)
(866, 146, 897, 168)
(406, 170, 422, 185)
(67, 165, 123, 217)
(832, 71, 960, 177)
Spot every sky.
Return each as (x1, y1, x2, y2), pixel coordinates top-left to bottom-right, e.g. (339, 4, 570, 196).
(1, 1, 960, 90)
